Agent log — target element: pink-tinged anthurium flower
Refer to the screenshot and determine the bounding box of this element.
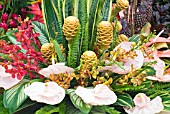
[144,37,170,47]
[75,84,117,105]
[124,93,164,114]
[0,65,21,90]
[146,55,170,82]
[24,82,65,105]
[99,42,144,74]
[38,63,74,78]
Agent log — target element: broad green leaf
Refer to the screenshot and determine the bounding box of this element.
[3,80,31,113]
[35,105,59,114]
[14,99,37,113]
[6,31,27,53]
[66,89,92,114]
[31,21,49,45]
[114,93,134,108]
[90,106,120,114]
[65,99,82,114]
[59,101,66,114]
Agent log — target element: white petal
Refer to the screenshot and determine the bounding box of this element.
[24,82,65,105]
[150,96,164,113]
[39,63,74,77]
[134,93,150,107]
[0,65,21,90]
[114,42,132,52]
[75,84,117,106]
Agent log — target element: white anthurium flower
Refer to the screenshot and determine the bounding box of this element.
[99,42,144,74]
[75,84,117,106]
[124,93,164,114]
[24,82,65,105]
[38,63,74,78]
[146,54,170,82]
[0,65,22,90]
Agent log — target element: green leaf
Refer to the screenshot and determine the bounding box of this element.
[3,79,31,113]
[88,0,99,49]
[31,21,49,45]
[35,105,59,114]
[0,95,9,114]
[129,34,140,43]
[90,106,120,114]
[66,89,92,114]
[14,99,37,113]
[42,0,64,44]
[65,98,82,114]
[59,101,66,114]
[112,80,152,92]
[114,93,134,108]
[6,31,27,53]
[52,39,66,62]
[67,26,81,68]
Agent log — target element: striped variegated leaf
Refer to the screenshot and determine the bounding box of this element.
[31,21,49,45]
[3,80,31,113]
[114,93,134,109]
[129,34,140,42]
[66,89,92,114]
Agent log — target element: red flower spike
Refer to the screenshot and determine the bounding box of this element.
[1,13,8,23]
[0,4,3,10]
[10,13,19,20]
[10,19,17,28]
[0,22,8,32]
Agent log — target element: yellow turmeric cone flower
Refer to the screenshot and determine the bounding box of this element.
[115,34,129,46]
[80,51,98,69]
[40,43,55,64]
[112,21,122,33]
[63,16,80,42]
[116,0,129,11]
[97,21,113,50]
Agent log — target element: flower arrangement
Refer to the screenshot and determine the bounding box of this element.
[0,0,170,114]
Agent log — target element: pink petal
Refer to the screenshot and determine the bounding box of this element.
[144,37,170,47]
[152,58,165,77]
[39,63,74,77]
[146,76,159,81]
[0,65,22,90]
[75,84,117,106]
[150,96,164,113]
[157,50,170,58]
[24,82,65,105]
[134,93,150,107]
